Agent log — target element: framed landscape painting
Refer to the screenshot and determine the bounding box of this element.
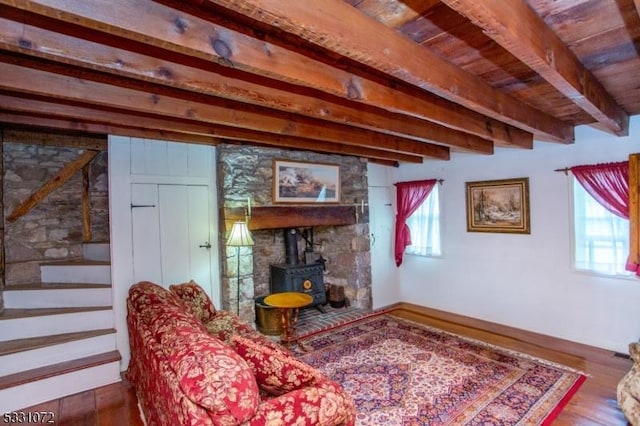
[465,177,530,234]
[273,159,340,204]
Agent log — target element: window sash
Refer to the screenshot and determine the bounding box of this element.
[406,185,441,256]
[573,178,630,275]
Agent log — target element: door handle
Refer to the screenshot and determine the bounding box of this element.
[370,233,376,247]
[199,242,212,249]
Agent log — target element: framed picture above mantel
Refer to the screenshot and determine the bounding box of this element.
[465,177,530,234]
[273,159,340,204]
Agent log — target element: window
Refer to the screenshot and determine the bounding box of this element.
[405,184,441,256]
[573,178,630,275]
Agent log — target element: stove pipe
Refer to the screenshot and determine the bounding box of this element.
[284,228,299,265]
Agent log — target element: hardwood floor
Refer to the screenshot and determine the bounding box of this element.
[22,303,633,425]
[21,378,144,426]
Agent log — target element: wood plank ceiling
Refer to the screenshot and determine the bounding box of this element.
[0,0,638,166]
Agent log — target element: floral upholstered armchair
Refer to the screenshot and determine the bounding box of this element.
[618,342,640,425]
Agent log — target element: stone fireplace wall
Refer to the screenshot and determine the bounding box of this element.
[217,144,371,322]
[2,135,109,287]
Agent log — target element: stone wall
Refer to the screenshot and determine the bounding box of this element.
[251,224,371,303]
[217,144,372,322]
[2,142,109,285]
[0,136,370,318]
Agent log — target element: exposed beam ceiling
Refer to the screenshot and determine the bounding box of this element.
[0,16,495,154]
[201,0,574,142]
[440,0,628,135]
[0,0,637,165]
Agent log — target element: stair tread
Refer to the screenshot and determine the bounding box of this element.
[0,306,112,320]
[0,350,121,390]
[40,260,110,266]
[0,329,116,356]
[5,283,111,290]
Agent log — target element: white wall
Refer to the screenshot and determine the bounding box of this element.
[392,116,640,353]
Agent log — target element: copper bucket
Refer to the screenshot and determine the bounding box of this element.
[255,296,283,336]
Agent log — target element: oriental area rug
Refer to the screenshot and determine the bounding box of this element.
[293,312,586,425]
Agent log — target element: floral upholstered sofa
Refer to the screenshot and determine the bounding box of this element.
[126,280,355,426]
[618,342,640,425]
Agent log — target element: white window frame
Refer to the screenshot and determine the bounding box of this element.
[405,184,443,258]
[570,176,632,278]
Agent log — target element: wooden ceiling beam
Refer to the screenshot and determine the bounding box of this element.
[0,16,495,153]
[0,111,222,145]
[197,0,574,142]
[0,110,417,165]
[0,96,424,164]
[0,95,226,144]
[0,126,107,150]
[220,138,410,166]
[0,59,448,160]
[0,94,231,139]
[441,0,629,136]
[0,0,532,148]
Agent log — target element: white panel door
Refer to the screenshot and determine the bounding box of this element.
[369,186,398,309]
[158,184,212,287]
[185,185,214,288]
[131,184,162,284]
[157,184,190,285]
[131,184,213,292]
[111,136,220,370]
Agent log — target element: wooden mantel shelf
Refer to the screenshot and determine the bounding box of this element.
[224,205,360,230]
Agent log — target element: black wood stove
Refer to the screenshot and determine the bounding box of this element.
[269,228,327,311]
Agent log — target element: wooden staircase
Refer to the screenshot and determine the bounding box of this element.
[0,242,121,413]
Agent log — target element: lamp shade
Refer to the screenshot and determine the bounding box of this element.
[226,221,254,246]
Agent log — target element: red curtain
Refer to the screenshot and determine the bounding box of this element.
[571,162,629,219]
[394,179,437,267]
[570,161,637,274]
